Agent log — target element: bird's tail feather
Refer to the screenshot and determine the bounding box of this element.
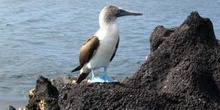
[76,72,90,84]
[71,65,82,72]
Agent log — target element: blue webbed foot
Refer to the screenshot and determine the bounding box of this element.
[100,73,115,82]
[88,69,105,83]
[100,67,116,82]
[88,68,116,83]
[101,67,115,82]
[88,76,105,83]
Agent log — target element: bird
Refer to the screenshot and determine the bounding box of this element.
[72,5,142,84]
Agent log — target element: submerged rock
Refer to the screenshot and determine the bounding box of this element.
[22,12,220,110]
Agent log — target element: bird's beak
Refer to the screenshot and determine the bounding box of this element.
[116,9,143,17]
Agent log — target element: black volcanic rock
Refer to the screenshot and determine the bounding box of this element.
[22,12,220,110]
[26,76,60,110]
[126,12,220,98]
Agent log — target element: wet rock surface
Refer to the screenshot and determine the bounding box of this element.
[16,12,220,110]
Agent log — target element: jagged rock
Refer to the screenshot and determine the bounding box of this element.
[26,76,60,110]
[24,12,220,110]
[125,11,220,108]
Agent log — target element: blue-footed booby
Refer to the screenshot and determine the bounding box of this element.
[72,5,142,84]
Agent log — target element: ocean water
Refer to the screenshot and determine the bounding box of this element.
[0,0,220,109]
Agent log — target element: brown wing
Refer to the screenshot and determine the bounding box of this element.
[79,36,99,65]
[71,36,99,72]
[110,36,120,61]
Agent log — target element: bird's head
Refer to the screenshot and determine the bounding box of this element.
[99,5,142,24]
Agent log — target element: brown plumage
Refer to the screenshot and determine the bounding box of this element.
[71,36,99,83]
[72,36,99,72]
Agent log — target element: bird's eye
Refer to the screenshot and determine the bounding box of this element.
[118,10,121,14]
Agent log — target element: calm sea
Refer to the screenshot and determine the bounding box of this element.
[0,0,220,109]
